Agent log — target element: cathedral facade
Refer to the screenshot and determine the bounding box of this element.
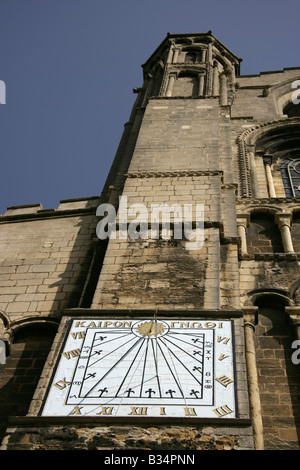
[0,32,300,450]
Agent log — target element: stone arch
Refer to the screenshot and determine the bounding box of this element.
[237,119,300,197]
[8,316,59,338]
[262,76,300,116]
[248,289,292,307]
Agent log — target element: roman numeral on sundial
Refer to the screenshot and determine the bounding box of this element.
[216,374,233,387]
[62,348,81,360]
[53,377,71,390]
[213,405,233,417]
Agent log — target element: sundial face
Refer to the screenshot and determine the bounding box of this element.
[40,318,237,419]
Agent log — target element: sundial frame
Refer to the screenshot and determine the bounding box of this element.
[40,317,238,420]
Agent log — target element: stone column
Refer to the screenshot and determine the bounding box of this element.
[172,48,180,64]
[275,213,294,254]
[198,73,205,96]
[229,66,235,90]
[220,73,228,105]
[237,214,250,255]
[264,158,276,197]
[243,308,264,450]
[249,151,260,198]
[207,41,213,64]
[212,64,219,96]
[166,41,174,64]
[166,74,176,97]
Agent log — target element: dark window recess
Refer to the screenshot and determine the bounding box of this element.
[291,212,300,252]
[246,213,283,254]
[185,52,197,63]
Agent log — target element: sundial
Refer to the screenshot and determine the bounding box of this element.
[40,318,237,419]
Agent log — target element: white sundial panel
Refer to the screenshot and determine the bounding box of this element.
[40,318,237,419]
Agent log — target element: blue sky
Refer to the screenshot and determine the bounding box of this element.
[0,0,300,214]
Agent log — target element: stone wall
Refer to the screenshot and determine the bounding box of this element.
[0,197,100,322]
[0,197,101,444]
[0,324,56,443]
[255,301,300,450]
[1,422,253,450]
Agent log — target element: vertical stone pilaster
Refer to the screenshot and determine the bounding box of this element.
[220,73,228,105]
[275,213,294,254]
[198,72,205,96]
[237,214,250,255]
[264,159,276,197]
[166,73,176,97]
[243,308,264,450]
[212,64,219,96]
[249,151,260,198]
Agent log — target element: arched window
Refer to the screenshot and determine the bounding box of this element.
[248,124,300,198]
[280,158,300,197]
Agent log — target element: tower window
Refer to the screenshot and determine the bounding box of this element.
[185,52,197,63]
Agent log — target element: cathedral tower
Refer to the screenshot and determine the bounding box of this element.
[1,32,300,451]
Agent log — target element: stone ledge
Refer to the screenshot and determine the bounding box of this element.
[61,308,245,318]
[125,170,223,178]
[239,252,300,261]
[8,415,252,427]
